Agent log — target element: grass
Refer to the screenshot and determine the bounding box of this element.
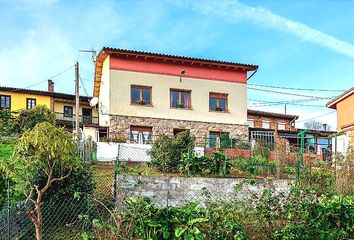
[0,140,15,160]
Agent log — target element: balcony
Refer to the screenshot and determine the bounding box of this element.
[55,112,99,125]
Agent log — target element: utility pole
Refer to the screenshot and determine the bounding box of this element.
[284,104,287,114]
[75,62,80,142]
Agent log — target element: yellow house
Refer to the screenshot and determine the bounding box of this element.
[326,87,354,151]
[0,81,103,141]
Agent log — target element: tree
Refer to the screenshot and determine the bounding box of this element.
[12,105,56,133]
[5,122,80,240]
[304,120,331,131]
[0,110,13,137]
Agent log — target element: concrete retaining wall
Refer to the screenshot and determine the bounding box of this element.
[117,175,291,206]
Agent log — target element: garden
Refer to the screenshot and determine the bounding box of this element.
[0,107,353,240]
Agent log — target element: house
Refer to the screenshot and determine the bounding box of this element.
[326,87,354,153]
[247,109,298,131]
[247,109,333,157]
[93,47,258,145]
[0,81,101,140]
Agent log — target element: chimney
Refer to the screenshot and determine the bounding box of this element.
[48,80,54,92]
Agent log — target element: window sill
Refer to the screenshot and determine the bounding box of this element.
[170,107,193,110]
[209,110,230,113]
[130,103,154,107]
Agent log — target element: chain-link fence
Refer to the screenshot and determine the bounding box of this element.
[0,135,352,239]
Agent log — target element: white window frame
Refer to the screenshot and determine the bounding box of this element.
[262,120,270,129]
[278,122,286,130]
[247,119,255,128]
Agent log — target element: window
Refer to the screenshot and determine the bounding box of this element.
[82,108,93,124]
[63,106,73,117]
[170,89,191,109]
[26,98,36,109]
[173,128,189,137]
[247,119,255,128]
[130,126,152,144]
[209,93,228,112]
[131,85,152,105]
[209,131,229,148]
[278,122,286,130]
[262,120,270,129]
[0,95,11,110]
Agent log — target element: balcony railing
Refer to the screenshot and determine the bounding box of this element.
[55,112,98,125]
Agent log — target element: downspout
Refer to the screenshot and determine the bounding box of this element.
[290,117,298,131]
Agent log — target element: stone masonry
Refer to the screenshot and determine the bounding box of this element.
[110,115,248,145]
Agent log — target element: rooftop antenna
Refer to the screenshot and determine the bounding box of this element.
[79,49,97,63]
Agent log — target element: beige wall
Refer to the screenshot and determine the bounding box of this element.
[336,95,354,131]
[53,100,98,117]
[83,126,98,141]
[108,70,247,125]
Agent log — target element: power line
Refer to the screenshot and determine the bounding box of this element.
[248,87,335,99]
[249,103,327,108]
[79,76,89,96]
[248,83,345,92]
[8,65,75,92]
[249,97,328,104]
[296,111,336,123]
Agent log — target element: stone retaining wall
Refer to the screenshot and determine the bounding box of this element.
[117,175,291,206]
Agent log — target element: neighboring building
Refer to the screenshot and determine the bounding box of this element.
[93,47,258,145]
[0,81,101,140]
[326,87,354,152]
[247,109,333,157]
[247,109,298,131]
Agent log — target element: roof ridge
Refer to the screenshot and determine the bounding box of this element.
[102,47,259,69]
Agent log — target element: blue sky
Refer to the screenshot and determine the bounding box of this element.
[1,0,354,129]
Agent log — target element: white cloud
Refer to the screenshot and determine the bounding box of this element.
[189,0,354,58]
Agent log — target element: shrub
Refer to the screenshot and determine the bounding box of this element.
[234,155,277,176]
[203,200,249,240]
[180,151,213,176]
[0,110,13,137]
[275,195,354,240]
[180,151,231,176]
[12,105,56,133]
[149,131,195,173]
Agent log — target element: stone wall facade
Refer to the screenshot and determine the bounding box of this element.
[117,175,291,206]
[110,115,248,145]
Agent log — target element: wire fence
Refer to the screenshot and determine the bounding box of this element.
[0,136,352,239]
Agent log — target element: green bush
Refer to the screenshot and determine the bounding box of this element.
[180,151,231,177]
[0,140,15,209]
[0,110,13,136]
[180,151,213,176]
[203,200,249,240]
[275,195,354,240]
[12,105,56,133]
[149,131,195,173]
[234,155,277,176]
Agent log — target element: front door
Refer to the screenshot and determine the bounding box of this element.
[82,108,92,124]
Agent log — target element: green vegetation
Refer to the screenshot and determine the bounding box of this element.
[0,110,13,136]
[78,184,353,240]
[11,105,56,134]
[149,131,195,172]
[3,122,80,240]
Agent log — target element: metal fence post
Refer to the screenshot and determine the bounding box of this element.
[7,171,10,240]
[113,144,120,202]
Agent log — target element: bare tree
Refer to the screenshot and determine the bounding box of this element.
[303,120,331,131]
